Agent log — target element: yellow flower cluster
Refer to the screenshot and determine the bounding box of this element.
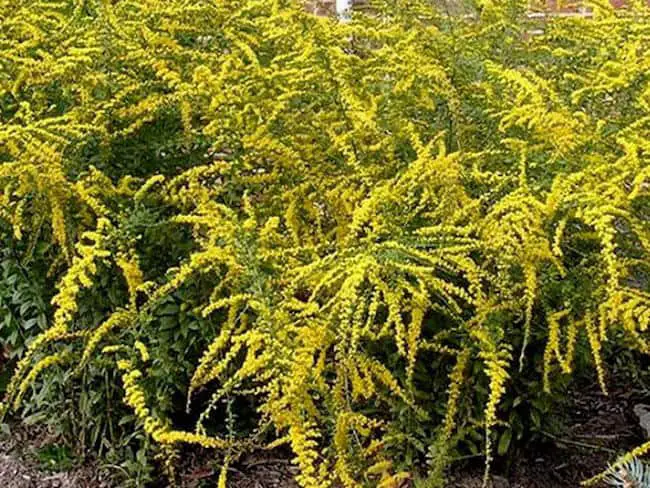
[117,359,230,450]
[116,254,144,309]
[13,351,73,410]
[428,348,471,481]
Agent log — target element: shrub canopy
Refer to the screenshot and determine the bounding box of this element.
[1,0,650,486]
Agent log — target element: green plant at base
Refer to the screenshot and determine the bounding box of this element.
[604,458,650,488]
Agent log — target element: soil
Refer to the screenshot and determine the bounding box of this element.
[0,377,646,488]
[0,424,301,488]
[0,424,110,488]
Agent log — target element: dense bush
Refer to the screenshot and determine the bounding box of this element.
[1,0,650,486]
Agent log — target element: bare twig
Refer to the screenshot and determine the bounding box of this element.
[540,430,617,454]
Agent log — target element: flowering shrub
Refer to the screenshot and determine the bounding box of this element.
[1,0,650,486]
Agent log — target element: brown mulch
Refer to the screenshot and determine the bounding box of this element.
[0,424,299,488]
[0,454,103,488]
[177,449,300,488]
[0,424,110,488]
[222,454,300,488]
[451,380,646,488]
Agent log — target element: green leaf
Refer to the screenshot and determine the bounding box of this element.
[497,429,512,456]
[159,303,179,316]
[24,317,38,329]
[531,409,541,430]
[19,301,33,316]
[159,316,176,331]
